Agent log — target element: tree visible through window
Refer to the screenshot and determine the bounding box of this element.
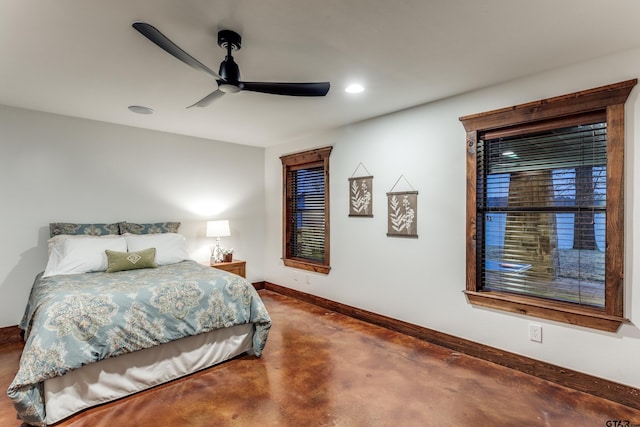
[280,147,332,274]
[460,80,636,331]
[481,123,606,307]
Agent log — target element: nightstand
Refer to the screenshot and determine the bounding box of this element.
[208,259,246,278]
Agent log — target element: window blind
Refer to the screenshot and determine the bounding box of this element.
[287,165,326,262]
[477,121,607,307]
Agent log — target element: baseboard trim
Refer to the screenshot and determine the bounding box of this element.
[0,326,22,344]
[260,281,640,410]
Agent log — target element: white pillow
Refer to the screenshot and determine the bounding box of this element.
[124,233,191,266]
[46,235,120,268]
[43,236,127,277]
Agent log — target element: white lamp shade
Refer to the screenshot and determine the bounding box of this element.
[206,220,230,237]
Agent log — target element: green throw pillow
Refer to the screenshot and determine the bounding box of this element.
[105,248,157,273]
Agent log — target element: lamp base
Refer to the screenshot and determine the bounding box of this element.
[211,239,224,264]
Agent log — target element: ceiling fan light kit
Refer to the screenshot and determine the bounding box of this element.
[219,84,242,94]
[132,22,330,107]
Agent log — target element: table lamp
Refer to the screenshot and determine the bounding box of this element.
[206,220,230,264]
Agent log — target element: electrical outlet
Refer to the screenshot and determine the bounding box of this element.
[529,324,542,343]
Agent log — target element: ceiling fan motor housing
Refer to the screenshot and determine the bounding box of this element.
[217,29,242,85]
[219,57,240,83]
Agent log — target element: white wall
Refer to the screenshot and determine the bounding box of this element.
[264,48,640,389]
[0,106,265,326]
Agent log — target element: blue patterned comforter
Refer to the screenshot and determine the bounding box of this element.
[7,261,271,426]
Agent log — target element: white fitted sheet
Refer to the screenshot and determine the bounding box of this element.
[44,323,253,425]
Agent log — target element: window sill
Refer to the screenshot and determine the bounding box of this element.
[464,290,627,332]
[283,258,330,275]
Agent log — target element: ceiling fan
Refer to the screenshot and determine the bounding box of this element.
[132,22,330,108]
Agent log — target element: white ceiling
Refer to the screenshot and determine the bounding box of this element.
[2,1,640,147]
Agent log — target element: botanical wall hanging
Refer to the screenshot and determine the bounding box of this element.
[348,163,373,217]
[387,175,418,238]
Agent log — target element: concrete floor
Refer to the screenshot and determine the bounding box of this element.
[1,290,639,426]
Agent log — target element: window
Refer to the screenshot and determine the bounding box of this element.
[460,80,636,331]
[280,146,332,274]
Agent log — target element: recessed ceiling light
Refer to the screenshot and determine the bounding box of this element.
[345,84,364,94]
[128,105,154,115]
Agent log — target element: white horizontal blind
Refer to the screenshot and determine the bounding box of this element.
[287,166,326,262]
[477,121,607,307]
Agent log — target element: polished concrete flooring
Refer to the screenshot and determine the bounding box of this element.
[1,290,639,426]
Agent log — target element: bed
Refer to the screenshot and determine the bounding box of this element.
[7,222,271,426]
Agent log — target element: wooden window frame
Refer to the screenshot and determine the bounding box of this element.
[280,146,332,274]
[460,80,636,332]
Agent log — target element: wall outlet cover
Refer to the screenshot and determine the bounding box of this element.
[529,324,542,343]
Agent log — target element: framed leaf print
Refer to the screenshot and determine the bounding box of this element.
[349,176,373,217]
[387,191,418,238]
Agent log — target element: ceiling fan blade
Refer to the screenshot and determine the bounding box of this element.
[241,82,330,97]
[132,22,221,80]
[186,89,225,108]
